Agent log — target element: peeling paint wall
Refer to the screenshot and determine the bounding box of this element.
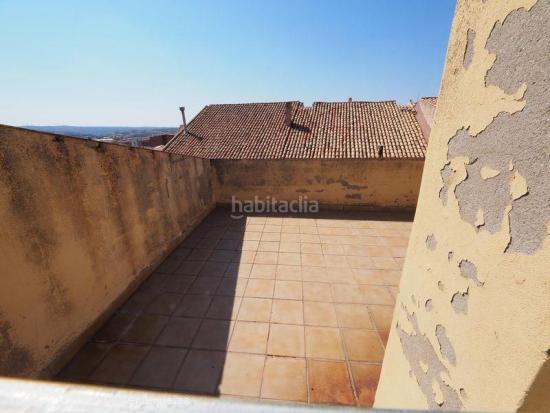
[213,159,424,209]
[0,125,215,377]
[375,0,550,411]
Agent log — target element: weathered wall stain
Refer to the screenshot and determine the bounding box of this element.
[451,289,469,314]
[458,259,484,286]
[442,1,550,254]
[0,125,215,377]
[213,159,424,209]
[0,318,33,375]
[463,29,476,69]
[426,234,437,250]
[397,308,462,410]
[435,325,457,365]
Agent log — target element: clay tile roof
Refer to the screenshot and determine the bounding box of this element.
[164,101,426,160]
[421,96,438,107]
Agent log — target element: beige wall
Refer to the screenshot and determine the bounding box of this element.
[0,125,215,377]
[213,159,423,210]
[375,0,550,411]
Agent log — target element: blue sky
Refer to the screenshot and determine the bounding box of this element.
[0,0,455,126]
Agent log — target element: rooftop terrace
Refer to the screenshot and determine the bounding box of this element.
[58,208,412,406]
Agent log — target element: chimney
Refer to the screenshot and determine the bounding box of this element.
[378,145,384,158]
[284,102,293,127]
[179,106,187,131]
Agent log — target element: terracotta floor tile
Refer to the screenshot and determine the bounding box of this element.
[371,257,400,270]
[305,326,345,360]
[264,225,282,233]
[121,315,168,344]
[279,242,300,253]
[162,275,195,293]
[199,261,229,277]
[216,239,240,251]
[378,330,390,347]
[360,285,395,305]
[173,349,225,394]
[304,301,338,327]
[258,241,280,252]
[244,279,275,298]
[276,265,302,281]
[174,294,213,318]
[368,305,394,330]
[281,225,300,234]
[350,362,382,407]
[352,269,401,286]
[261,232,281,242]
[156,317,201,347]
[240,240,260,251]
[391,246,408,258]
[277,252,301,266]
[331,284,366,304]
[303,282,332,302]
[300,225,318,235]
[187,248,214,261]
[325,267,354,283]
[254,251,278,265]
[90,344,149,385]
[246,224,265,232]
[229,321,269,354]
[324,255,349,268]
[94,313,134,342]
[219,353,265,397]
[383,237,409,247]
[334,303,373,329]
[209,249,236,263]
[234,250,257,264]
[206,296,242,320]
[301,243,322,254]
[307,359,355,405]
[216,277,248,296]
[280,233,301,242]
[118,291,155,316]
[342,329,384,362]
[238,297,272,322]
[301,266,329,282]
[274,280,303,300]
[250,264,277,279]
[261,356,307,402]
[267,324,305,357]
[59,342,111,379]
[300,234,321,243]
[301,254,325,266]
[225,262,252,278]
[346,255,374,269]
[130,347,187,388]
[189,277,222,295]
[193,319,234,351]
[271,299,304,325]
[321,244,345,255]
[146,293,183,315]
[177,260,206,275]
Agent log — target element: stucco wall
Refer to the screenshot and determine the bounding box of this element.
[213,159,423,209]
[375,0,549,411]
[414,100,436,142]
[0,125,215,377]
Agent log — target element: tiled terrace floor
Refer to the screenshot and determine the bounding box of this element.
[58,208,412,407]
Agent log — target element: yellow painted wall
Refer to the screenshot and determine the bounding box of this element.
[0,125,215,377]
[375,0,550,411]
[213,159,423,210]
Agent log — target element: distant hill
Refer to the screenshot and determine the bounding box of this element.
[22,125,178,140]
